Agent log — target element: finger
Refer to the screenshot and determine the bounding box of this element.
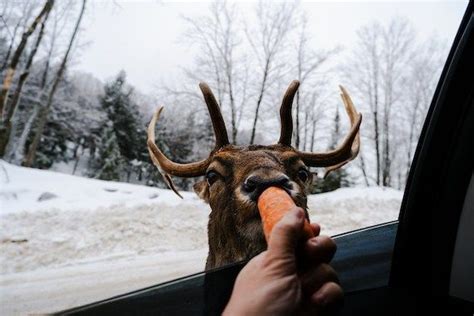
[267,207,305,261]
[301,263,339,295]
[309,222,321,237]
[311,281,344,308]
[303,235,337,265]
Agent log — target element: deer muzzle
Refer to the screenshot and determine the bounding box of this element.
[242,174,293,202]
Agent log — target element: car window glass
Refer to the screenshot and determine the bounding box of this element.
[0,1,467,314]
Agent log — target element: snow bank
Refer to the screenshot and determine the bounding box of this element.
[0,160,402,315]
[307,187,403,236]
[0,160,192,215]
[0,202,209,274]
[0,160,209,274]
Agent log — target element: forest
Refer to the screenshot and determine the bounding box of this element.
[0,0,448,192]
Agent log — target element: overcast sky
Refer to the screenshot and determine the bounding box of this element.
[74,0,468,95]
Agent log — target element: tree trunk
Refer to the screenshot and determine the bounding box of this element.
[23,0,86,167]
[371,69,381,186]
[373,108,381,185]
[295,90,300,149]
[0,0,54,118]
[303,110,308,151]
[382,72,393,187]
[405,99,420,181]
[310,118,316,152]
[226,67,238,144]
[382,117,391,186]
[249,59,270,145]
[0,19,21,72]
[72,143,81,175]
[0,10,50,157]
[359,154,370,186]
[126,166,131,182]
[369,42,381,186]
[9,105,38,163]
[40,37,55,89]
[9,33,55,163]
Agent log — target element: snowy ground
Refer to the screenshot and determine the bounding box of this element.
[0,161,403,315]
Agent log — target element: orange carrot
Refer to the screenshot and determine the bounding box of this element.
[257,186,314,243]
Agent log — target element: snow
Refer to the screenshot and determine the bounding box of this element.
[0,160,190,215]
[0,160,402,315]
[307,187,403,236]
[1,250,207,316]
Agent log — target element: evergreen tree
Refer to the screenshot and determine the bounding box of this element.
[31,120,70,169]
[94,123,124,181]
[311,170,351,194]
[98,71,146,181]
[101,71,142,161]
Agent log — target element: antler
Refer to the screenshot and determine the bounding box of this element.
[297,86,362,177]
[147,83,229,197]
[278,80,300,146]
[199,83,230,149]
[277,81,362,177]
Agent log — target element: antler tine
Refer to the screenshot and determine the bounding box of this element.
[278,80,300,146]
[147,106,211,198]
[199,82,230,149]
[297,85,362,177]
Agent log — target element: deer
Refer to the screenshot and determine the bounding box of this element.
[147,80,361,269]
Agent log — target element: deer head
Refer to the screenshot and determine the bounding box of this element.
[147,80,362,269]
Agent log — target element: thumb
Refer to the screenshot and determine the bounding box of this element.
[267,207,305,261]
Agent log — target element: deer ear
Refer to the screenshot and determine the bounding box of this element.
[193,180,210,203]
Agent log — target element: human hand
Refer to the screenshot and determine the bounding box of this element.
[223,207,343,315]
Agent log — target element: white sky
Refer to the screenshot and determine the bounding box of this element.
[74,0,469,94]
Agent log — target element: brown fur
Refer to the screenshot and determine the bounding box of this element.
[193,144,312,269]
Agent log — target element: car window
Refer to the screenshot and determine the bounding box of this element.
[0,1,468,314]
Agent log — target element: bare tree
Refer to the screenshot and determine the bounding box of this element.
[344,18,415,187]
[380,19,414,186]
[173,0,338,150]
[0,6,51,158]
[0,0,54,157]
[247,0,297,144]
[8,10,60,164]
[303,89,332,153]
[401,37,446,182]
[23,0,86,167]
[0,0,53,119]
[345,23,382,186]
[1,1,39,72]
[293,16,338,149]
[180,1,249,144]
[1,6,21,72]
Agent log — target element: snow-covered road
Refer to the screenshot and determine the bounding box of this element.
[1,250,206,315]
[0,161,403,315]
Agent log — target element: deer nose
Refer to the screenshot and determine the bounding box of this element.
[242,175,292,201]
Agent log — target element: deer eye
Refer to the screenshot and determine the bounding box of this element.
[206,170,220,186]
[297,168,309,182]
